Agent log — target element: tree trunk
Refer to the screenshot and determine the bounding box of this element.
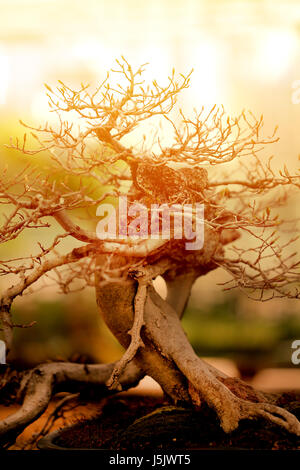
[95,255,300,436]
[95,266,190,403]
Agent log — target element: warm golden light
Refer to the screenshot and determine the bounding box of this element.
[254,28,297,81]
[0,2,300,450]
[0,0,298,175]
[0,46,9,105]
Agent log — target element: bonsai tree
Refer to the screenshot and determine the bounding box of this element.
[0,58,300,445]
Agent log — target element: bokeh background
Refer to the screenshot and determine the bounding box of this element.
[0,0,300,389]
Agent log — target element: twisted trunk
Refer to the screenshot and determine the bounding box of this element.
[1,254,299,445]
[95,256,300,436]
[95,274,190,403]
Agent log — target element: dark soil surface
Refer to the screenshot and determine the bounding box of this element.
[55,393,300,450]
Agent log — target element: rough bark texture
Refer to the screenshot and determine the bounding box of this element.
[1,252,299,447]
[95,255,300,437]
[95,274,190,403]
[0,361,143,446]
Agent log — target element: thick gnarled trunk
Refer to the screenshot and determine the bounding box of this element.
[95,257,300,436]
[0,257,299,446]
[95,273,190,403]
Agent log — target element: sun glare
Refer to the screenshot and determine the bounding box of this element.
[255,29,298,81]
[0,46,9,105]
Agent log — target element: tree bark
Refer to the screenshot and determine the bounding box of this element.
[95,258,300,436]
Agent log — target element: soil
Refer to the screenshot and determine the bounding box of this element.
[53,393,300,450]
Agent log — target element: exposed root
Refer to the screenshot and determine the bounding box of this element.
[188,382,202,407]
[217,376,271,403]
[144,284,300,436]
[0,360,143,445]
[237,400,300,436]
[20,392,80,450]
[185,367,300,435]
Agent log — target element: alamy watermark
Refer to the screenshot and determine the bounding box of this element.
[291,340,300,365]
[96,196,205,251]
